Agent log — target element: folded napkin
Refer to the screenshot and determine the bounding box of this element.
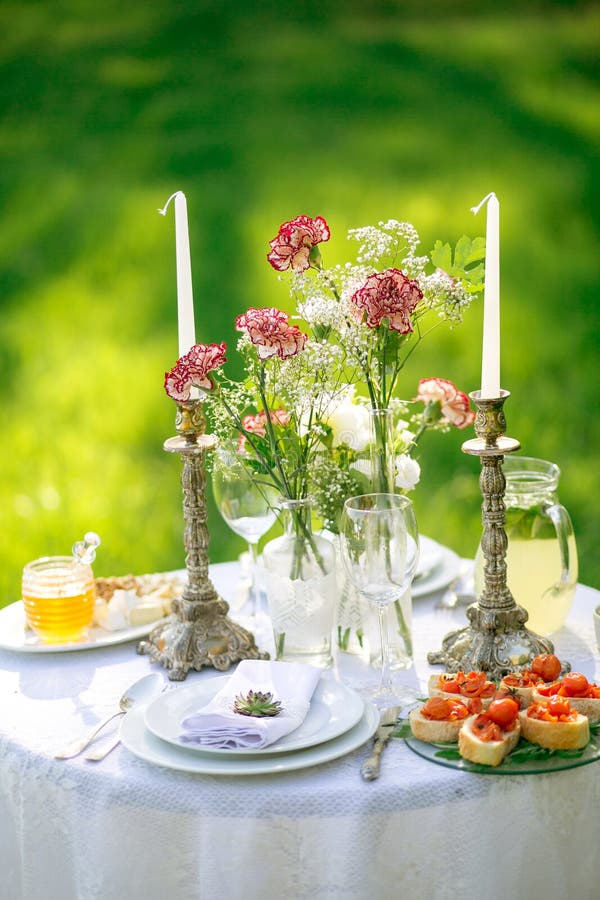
[179,659,321,750]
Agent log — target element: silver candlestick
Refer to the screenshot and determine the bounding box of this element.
[138,399,268,680]
[427,390,554,679]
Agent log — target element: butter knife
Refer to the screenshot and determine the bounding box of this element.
[360,705,400,781]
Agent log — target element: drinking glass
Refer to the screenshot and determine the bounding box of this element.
[212,452,277,618]
[341,493,419,707]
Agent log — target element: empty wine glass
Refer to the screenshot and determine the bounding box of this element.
[341,493,419,707]
[212,451,277,619]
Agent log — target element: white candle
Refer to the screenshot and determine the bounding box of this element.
[159,191,196,358]
[471,192,500,398]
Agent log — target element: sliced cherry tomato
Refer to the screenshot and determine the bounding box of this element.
[472,714,503,742]
[531,653,562,682]
[421,697,469,721]
[547,695,573,719]
[467,697,483,714]
[536,681,560,697]
[440,679,462,694]
[561,672,589,697]
[459,672,488,696]
[486,697,519,728]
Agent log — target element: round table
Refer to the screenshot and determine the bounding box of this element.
[1,563,599,900]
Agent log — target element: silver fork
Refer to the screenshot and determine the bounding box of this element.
[84,681,175,762]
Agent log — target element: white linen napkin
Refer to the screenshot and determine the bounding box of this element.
[179,659,322,750]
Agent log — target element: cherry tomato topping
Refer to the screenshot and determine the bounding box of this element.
[531,654,562,682]
[536,681,560,697]
[486,697,520,728]
[467,697,483,714]
[472,715,503,742]
[440,680,462,694]
[547,695,573,719]
[421,697,468,721]
[561,672,589,697]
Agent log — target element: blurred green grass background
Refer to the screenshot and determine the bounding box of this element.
[1,0,598,607]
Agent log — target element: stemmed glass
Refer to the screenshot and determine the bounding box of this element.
[340,493,419,708]
[212,451,277,620]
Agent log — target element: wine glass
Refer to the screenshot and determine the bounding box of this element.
[340,493,419,707]
[212,451,277,620]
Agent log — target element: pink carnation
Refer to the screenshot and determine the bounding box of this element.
[349,268,423,333]
[238,408,291,452]
[267,215,331,273]
[235,307,308,360]
[415,377,475,429]
[164,342,227,401]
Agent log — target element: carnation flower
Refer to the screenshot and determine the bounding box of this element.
[235,307,308,360]
[416,377,475,429]
[349,268,423,333]
[267,215,331,273]
[164,342,227,401]
[238,408,291,452]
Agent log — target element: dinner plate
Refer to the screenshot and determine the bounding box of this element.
[122,701,379,775]
[0,600,164,654]
[414,535,445,582]
[144,673,365,756]
[412,544,462,598]
[405,733,600,775]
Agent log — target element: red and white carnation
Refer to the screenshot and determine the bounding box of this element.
[416,377,475,429]
[349,268,423,333]
[164,342,227,401]
[235,307,308,360]
[267,215,331,273]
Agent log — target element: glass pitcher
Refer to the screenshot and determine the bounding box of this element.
[474,456,578,634]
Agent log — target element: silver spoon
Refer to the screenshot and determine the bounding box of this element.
[54,673,164,759]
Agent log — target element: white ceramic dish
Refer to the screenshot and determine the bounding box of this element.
[144,674,365,756]
[414,535,445,582]
[412,544,462,598]
[0,601,163,654]
[122,701,379,775]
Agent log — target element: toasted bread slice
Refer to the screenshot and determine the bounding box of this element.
[530,690,600,724]
[409,707,465,744]
[498,679,536,708]
[428,674,494,709]
[520,707,590,748]
[458,715,520,767]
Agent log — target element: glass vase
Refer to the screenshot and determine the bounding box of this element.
[369,407,396,493]
[263,498,336,667]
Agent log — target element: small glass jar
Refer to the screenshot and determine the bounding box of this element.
[22,556,96,643]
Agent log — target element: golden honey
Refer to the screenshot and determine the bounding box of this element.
[22,556,96,643]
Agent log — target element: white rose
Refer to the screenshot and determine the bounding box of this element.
[326,389,371,451]
[394,454,421,491]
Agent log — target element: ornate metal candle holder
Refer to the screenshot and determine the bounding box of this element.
[427,390,554,680]
[138,399,268,680]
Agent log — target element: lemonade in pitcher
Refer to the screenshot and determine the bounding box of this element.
[474,457,578,635]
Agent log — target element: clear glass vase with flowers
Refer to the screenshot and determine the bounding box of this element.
[267,214,484,664]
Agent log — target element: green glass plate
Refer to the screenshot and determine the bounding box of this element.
[403,733,600,775]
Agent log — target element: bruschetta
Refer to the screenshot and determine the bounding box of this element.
[519,696,590,750]
[409,696,475,743]
[428,670,496,708]
[499,653,563,708]
[457,697,521,767]
[532,672,600,724]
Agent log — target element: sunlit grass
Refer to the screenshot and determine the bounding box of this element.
[0,1,598,608]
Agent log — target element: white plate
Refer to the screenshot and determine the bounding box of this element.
[122,701,379,775]
[415,535,445,581]
[0,601,164,654]
[412,544,462,598]
[145,674,365,756]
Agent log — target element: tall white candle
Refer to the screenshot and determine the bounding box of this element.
[159,191,196,358]
[471,192,500,398]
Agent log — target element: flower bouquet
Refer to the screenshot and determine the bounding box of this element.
[164,213,483,665]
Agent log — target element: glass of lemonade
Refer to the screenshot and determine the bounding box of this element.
[22,556,96,643]
[474,456,578,635]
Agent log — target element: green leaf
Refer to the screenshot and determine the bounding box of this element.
[393,722,412,740]
[430,240,452,272]
[434,747,462,760]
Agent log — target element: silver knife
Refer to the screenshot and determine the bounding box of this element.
[360,705,400,781]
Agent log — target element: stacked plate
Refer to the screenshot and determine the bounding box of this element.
[412,535,462,598]
[121,674,379,775]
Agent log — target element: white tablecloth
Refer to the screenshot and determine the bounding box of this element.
[1,563,600,900]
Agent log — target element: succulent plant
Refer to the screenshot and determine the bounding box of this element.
[232,690,283,718]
